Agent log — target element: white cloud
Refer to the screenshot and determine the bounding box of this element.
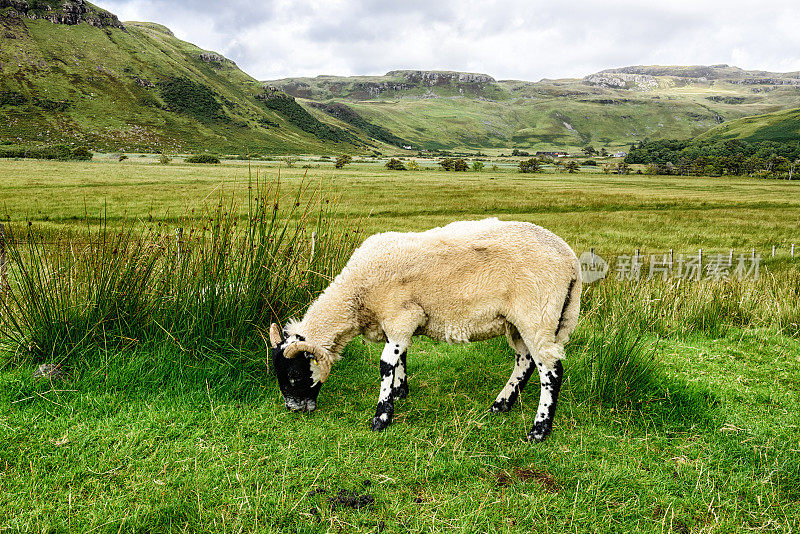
[93,0,800,80]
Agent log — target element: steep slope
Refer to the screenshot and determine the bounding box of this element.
[267,66,800,152]
[0,2,361,153]
[695,107,800,143]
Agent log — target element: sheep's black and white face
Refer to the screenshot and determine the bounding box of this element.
[272,343,322,412]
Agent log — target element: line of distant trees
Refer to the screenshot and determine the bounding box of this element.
[625,139,800,178]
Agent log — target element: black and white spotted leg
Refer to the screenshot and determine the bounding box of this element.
[527,360,564,442]
[392,348,409,400]
[490,348,535,413]
[371,339,408,431]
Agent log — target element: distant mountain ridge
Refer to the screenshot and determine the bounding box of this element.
[266,65,800,151]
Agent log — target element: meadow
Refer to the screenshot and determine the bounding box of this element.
[0,157,799,533]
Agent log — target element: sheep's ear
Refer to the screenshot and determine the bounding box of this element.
[315,354,332,384]
[269,323,283,348]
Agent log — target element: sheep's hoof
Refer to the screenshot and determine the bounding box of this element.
[490,398,513,413]
[526,421,552,443]
[392,384,409,400]
[371,414,392,431]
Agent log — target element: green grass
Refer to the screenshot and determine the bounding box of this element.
[1,158,799,532]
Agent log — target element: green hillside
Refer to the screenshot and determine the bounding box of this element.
[696,107,800,143]
[0,1,369,153]
[267,66,800,152]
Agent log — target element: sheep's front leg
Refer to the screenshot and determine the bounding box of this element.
[527,360,564,442]
[371,340,408,431]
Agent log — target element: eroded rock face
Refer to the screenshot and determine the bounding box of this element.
[198,52,235,66]
[1,0,125,29]
[583,73,659,90]
[735,78,800,86]
[351,81,414,97]
[386,70,496,85]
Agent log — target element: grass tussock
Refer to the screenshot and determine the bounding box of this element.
[566,312,717,429]
[0,174,360,365]
[560,273,800,425]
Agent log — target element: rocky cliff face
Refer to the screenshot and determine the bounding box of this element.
[386,70,496,85]
[198,52,235,67]
[583,72,659,90]
[593,65,800,86]
[0,0,125,29]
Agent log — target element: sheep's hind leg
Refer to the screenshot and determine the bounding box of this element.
[392,349,409,400]
[371,339,408,431]
[491,328,534,412]
[527,358,564,442]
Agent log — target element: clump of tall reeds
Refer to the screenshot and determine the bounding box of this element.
[579,273,800,340]
[0,174,360,364]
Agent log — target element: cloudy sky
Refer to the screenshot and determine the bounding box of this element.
[93,0,800,81]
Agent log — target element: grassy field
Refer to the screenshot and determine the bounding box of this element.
[1,156,799,252]
[1,158,799,533]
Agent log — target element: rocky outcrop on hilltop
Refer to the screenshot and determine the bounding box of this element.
[198,52,235,67]
[351,80,414,97]
[386,70,496,85]
[0,0,125,29]
[583,72,658,90]
[596,65,800,86]
[604,65,729,79]
[734,77,800,86]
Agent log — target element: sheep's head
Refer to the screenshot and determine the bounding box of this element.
[269,323,332,412]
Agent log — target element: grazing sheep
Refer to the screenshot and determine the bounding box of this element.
[270,218,581,442]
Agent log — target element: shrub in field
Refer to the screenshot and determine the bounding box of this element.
[70,147,92,161]
[518,158,540,173]
[185,154,221,164]
[437,158,468,171]
[472,161,484,172]
[159,154,172,165]
[334,155,352,169]
[0,176,360,364]
[386,158,406,170]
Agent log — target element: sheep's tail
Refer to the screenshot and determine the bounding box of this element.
[554,258,582,345]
